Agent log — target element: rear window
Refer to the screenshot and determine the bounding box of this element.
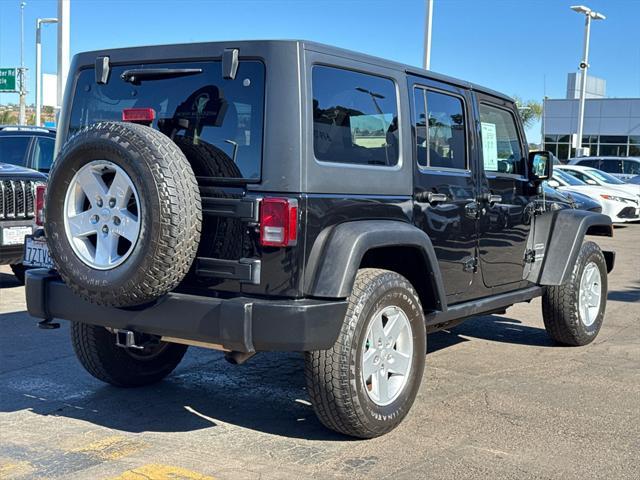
[68,61,265,180]
[0,136,30,167]
[312,66,399,167]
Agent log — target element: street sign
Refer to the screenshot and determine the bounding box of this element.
[0,68,18,92]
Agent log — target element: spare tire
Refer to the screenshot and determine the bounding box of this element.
[46,122,201,307]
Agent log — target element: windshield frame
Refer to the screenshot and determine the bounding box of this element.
[554,168,586,186]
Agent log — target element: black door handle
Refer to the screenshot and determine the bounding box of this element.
[416,192,448,204]
[481,193,502,205]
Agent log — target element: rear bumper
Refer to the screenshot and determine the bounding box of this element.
[25,269,347,352]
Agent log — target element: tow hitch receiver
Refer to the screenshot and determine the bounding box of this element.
[114,329,145,350]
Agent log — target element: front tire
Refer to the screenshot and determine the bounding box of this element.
[70,323,188,387]
[305,269,426,438]
[542,241,607,346]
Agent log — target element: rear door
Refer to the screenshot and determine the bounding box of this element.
[409,75,478,302]
[475,94,533,289]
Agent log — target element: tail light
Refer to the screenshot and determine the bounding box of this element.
[259,198,298,247]
[122,107,156,125]
[35,184,46,226]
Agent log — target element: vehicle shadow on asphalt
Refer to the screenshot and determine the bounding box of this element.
[607,281,640,303]
[1,310,559,441]
[0,272,20,288]
[428,315,555,353]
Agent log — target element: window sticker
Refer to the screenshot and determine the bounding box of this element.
[481,122,498,171]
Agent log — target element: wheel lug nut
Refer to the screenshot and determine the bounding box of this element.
[113,216,121,226]
[109,198,116,208]
[102,225,109,234]
[96,198,103,208]
[91,215,99,224]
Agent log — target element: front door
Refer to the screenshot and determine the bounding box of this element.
[409,77,478,302]
[475,94,533,288]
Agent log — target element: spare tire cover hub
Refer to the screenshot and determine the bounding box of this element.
[64,159,141,270]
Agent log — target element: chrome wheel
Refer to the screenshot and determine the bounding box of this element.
[64,160,141,270]
[361,305,413,406]
[578,261,602,327]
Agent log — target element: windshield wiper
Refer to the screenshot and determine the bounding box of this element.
[121,68,203,84]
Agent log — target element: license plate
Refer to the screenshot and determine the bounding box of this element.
[23,236,54,268]
[1,225,32,246]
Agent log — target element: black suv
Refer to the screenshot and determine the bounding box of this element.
[0,125,56,174]
[26,41,614,438]
[0,163,46,283]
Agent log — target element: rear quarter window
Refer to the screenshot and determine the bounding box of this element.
[312,65,399,167]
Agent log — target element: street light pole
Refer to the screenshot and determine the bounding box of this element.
[35,18,58,126]
[57,0,70,110]
[423,0,433,69]
[18,1,27,125]
[571,5,605,157]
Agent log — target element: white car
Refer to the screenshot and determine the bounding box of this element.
[548,169,640,223]
[557,165,640,200]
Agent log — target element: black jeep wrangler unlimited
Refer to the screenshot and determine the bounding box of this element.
[26,41,614,438]
[0,163,46,283]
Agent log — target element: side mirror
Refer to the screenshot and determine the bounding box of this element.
[547,179,560,188]
[528,151,553,183]
[586,179,597,185]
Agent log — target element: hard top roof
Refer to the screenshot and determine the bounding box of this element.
[73,39,514,103]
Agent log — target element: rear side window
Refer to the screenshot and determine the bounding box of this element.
[312,66,399,167]
[479,104,523,175]
[413,88,466,170]
[0,136,30,167]
[32,136,55,173]
[599,159,623,174]
[69,61,265,180]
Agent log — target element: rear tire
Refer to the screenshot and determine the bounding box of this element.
[305,269,426,438]
[70,323,188,387]
[542,241,607,346]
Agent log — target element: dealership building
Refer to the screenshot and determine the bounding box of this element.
[542,73,640,160]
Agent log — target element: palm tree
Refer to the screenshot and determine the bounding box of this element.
[513,96,543,128]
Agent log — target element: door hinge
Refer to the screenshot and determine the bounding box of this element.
[463,256,478,273]
[524,249,536,264]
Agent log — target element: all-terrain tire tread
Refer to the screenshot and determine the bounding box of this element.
[48,122,202,307]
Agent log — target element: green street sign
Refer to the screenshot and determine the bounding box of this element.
[0,68,18,92]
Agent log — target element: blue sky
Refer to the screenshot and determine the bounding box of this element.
[1,0,639,142]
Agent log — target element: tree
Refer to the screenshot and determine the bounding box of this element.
[513,96,543,128]
[0,110,17,125]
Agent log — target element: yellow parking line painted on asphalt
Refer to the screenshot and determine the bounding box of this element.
[109,464,216,480]
[70,435,146,461]
[0,459,35,479]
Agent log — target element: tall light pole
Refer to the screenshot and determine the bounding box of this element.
[57,0,70,110]
[423,0,433,69]
[18,1,27,125]
[570,5,605,157]
[35,18,58,126]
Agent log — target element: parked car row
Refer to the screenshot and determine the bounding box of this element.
[546,168,639,223]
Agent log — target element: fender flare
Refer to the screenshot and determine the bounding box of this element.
[532,209,613,286]
[304,220,447,310]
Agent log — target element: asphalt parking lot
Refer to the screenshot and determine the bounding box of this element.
[0,226,638,480]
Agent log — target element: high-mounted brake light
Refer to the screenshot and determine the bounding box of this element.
[259,198,298,247]
[122,107,156,124]
[35,184,46,226]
